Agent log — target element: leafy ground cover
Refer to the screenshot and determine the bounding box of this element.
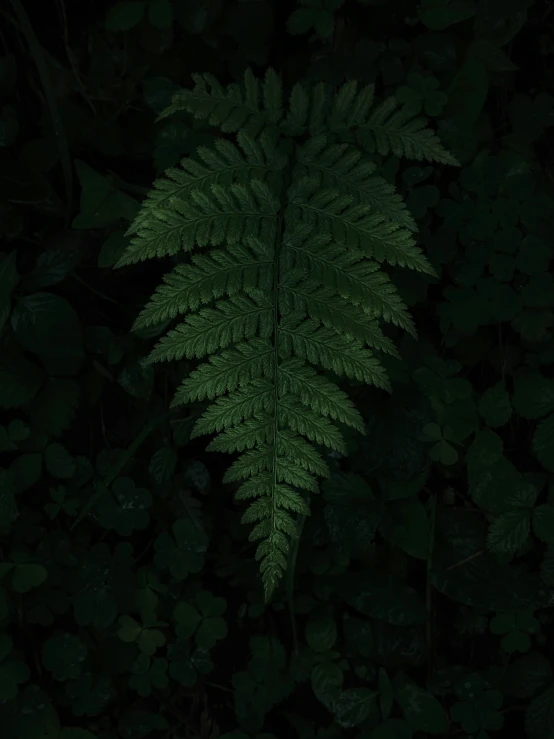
[1,1,554,738]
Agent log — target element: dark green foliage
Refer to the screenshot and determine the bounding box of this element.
[1,1,554,738]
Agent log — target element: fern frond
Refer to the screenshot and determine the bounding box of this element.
[327,80,376,130]
[279,317,391,391]
[287,176,435,274]
[159,68,283,137]
[278,398,346,454]
[191,379,274,436]
[116,179,280,267]
[281,276,399,357]
[296,134,416,231]
[279,358,364,432]
[119,67,458,600]
[131,131,286,238]
[206,416,274,453]
[172,338,274,405]
[133,236,274,330]
[281,227,416,337]
[147,290,273,363]
[358,97,459,165]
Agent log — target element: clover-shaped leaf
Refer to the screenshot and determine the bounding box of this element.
[478,383,512,428]
[118,614,166,656]
[0,633,30,700]
[128,654,168,697]
[153,518,208,580]
[0,557,48,594]
[396,73,448,116]
[95,476,152,536]
[490,611,540,653]
[287,0,339,39]
[168,641,213,686]
[421,423,458,465]
[72,543,137,628]
[44,442,76,479]
[174,590,227,649]
[42,633,88,681]
[305,606,337,653]
[13,685,60,739]
[45,485,79,519]
[65,672,115,717]
[450,673,504,734]
[394,675,449,734]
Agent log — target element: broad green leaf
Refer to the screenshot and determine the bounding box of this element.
[0,633,30,700]
[478,382,512,428]
[98,230,129,269]
[446,58,488,124]
[25,248,81,290]
[29,378,80,437]
[305,606,337,653]
[533,504,554,545]
[10,453,42,492]
[487,509,531,554]
[311,661,343,709]
[533,414,554,473]
[370,719,412,739]
[525,685,554,739]
[12,563,48,593]
[11,292,84,364]
[512,371,554,419]
[394,675,448,734]
[149,447,177,486]
[176,0,222,34]
[72,161,139,229]
[468,38,518,72]
[340,573,427,626]
[0,350,43,409]
[382,499,430,560]
[378,667,394,720]
[333,688,377,728]
[60,729,97,739]
[118,710,169,739]
[419,0,476,30]
[147,0,173,28]
[118,360,154,400]
[105,1,147,31]
[44,443,76,479]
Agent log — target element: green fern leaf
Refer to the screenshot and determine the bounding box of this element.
[147,290,273,363]
[118,67,457,599]
[159,68,283,137]
[287,176,435,274]
[358,97,459,165]
[117,180,280,266]
[296,134,417,230]
[133,236,274,329]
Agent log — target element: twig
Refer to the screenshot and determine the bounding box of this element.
[446,548,485,571]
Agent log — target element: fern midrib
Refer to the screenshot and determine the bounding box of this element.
[266,139,295,597]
